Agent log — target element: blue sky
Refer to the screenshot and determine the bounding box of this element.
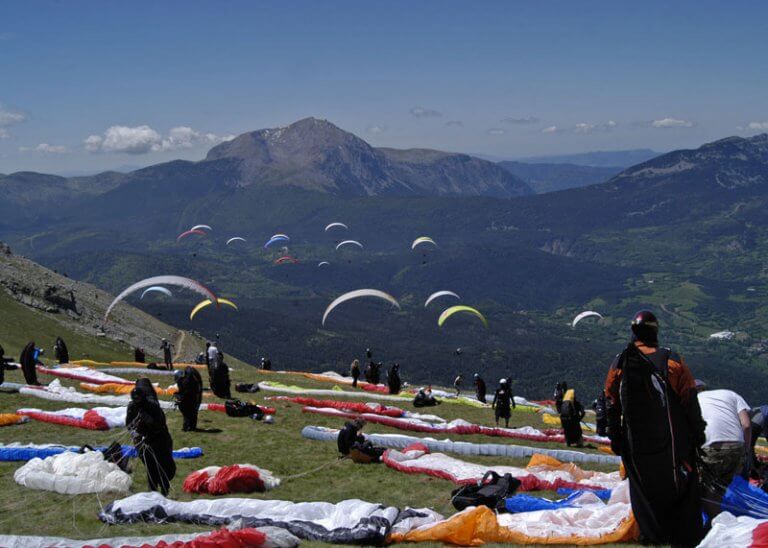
[1,0,766,174]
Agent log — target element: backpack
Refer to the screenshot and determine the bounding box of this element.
[451,471,521,511]
[225,399,263,419]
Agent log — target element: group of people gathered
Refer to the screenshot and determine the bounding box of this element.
[349,349,402,395]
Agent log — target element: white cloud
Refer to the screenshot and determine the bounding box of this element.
[501,116,539,125]
[487,128,505,135]
[574,123,595,134]
[410,107,442,118]
[745,121,768,130]
[19,143,68,153]
[85,125,235,154]
[366,125,385,134]
[0,105,25,138]
[0,128,9,139]
[445,120,463,127]
[542,125,559,134]
[651,117,694,128]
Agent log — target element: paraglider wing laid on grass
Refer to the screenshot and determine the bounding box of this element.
[572,310,604,328]
[424,290,461,308]
[189,298,238,320]
[140,286,172,300]
[321,289,400,326]
[438,305,488,328]
[105,275,218,322]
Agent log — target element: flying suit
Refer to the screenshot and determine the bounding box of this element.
[126,378,176,495]
[605,341,706,546]
[175,366,203,431]
[19,341,40,385]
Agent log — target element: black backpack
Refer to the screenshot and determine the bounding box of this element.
[225,399,264,419]
[451,471,521,511]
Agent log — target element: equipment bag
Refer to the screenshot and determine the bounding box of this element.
[451,471,521,511]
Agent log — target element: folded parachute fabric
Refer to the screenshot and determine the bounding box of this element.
[20,379,175,409]
[17,406,126,430]
[100,491,442,544]
[0,527,300,548]
[259,369,389,393]
[0,414,28,427]
[0,442,202,462]
[271,396,406,417]
[80,381,178,397]
[303,406,609,446]
[390,481,637,545]
[302,425,621,465]
[0,382,24,393]
[383,444,622,492]
[100,367,178,376]
[37,366,133,385]
[14,450,132,495]
[699,512,768,547]
[183,464,281,495]
[504,491,605,513]
[258,381,413,402]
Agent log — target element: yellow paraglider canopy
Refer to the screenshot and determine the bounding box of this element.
[189,298,238,320]
[438,305,488,328]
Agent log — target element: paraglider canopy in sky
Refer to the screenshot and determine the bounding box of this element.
[318,261,330,267]
[275,256,299,265]
[572,311,603,328]
[325,222,348,232]
[189,298,238,320]
[412,236,437,250]
[424,291,460,308]
[190,224,212,232]
[264,235,290,249]
[335,240,363,251]
[438,305,488,328]
[177,229,206,242]
[140,286,172,300]
[226,237,246,246]
[322,289,400,326]
[105,276,218,322]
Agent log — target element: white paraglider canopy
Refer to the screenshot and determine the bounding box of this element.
[572,311,603,328]
[424,290,460,308]
[322,289,400,325]
[190,224,212,232]
[325,222,348,232]
[140,286,172,300]
[226,237,246,245]
[105,276,218,322]
[335,240,364,251]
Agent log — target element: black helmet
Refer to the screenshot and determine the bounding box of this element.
[631,310,659,344]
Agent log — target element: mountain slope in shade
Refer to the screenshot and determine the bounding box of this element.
[498,161,622,193]
[205,117,532,197]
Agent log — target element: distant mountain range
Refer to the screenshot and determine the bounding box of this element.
[497,161,622,193]
[518,149,660,168]
[2,121,768,399]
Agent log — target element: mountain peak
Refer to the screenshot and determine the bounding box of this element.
[203,118,531,197]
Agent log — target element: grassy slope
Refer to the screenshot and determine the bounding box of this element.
[0,345,624,545]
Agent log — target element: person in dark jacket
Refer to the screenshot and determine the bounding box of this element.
[371,362,382,385]
[604,310,707,546]
[350,359,360,388]
[134,347,146,363]
[160,338,173,370]
[19,341,42,386]
[210,352,231,399]
[492,378,515,427]
[175,367,203,431]
[554,382,567,414]
[53,337,69,364]
[414,386,440,407]
[126,378,176,495]
[473,373,487,404]
[387,363,402,394]
[593,389,608,437]
[338,419,366,455]
[0,343,7,385]
[261,357,272,371]
[560,389,585,447]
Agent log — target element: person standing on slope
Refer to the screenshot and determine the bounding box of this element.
[350,359,360,388]
[593,389,608,437]
[454,374,463,397]
[19,341,42,386]
[175,366,203,432]
[160,338,173,370]
[473,373,487,404]
[492,378,515,427]
[53,336,69,364]
[560,388,585,447]
[605,310,706,546]
[387,363,402,394]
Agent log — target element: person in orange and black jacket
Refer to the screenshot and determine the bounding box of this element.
[604,310,707,547]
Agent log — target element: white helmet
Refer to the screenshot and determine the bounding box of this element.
[264,415,274,424]
[499,378,507,384]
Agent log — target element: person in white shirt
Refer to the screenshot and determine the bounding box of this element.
[697,387,751,517]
